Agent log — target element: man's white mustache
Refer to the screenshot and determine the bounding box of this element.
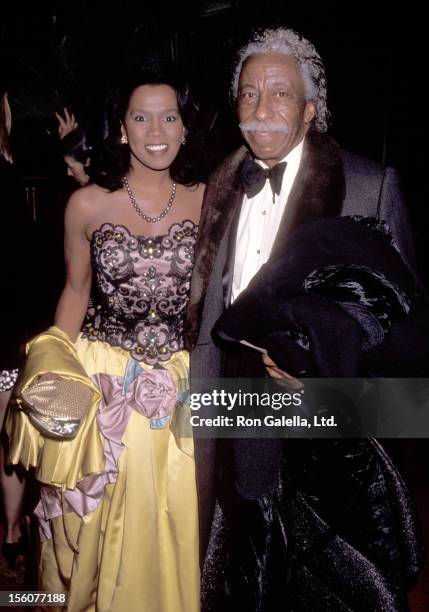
[239,121,289,134]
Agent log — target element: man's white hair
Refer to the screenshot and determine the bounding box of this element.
[231,28,329,133]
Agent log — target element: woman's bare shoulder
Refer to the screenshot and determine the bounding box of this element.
[67,183,110,210]
[65,184,114,234]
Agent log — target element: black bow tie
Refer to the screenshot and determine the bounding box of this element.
[240,159,287,201]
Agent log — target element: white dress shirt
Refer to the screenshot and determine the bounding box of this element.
[231,139,304,303]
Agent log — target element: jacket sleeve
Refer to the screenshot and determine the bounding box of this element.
[377,167,416,272]
[341,151,416,273]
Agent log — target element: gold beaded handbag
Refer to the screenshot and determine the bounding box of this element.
[21,378,94,440]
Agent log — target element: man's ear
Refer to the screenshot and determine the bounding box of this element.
[304,101,316,124]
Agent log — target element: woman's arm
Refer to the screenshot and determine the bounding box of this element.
[54,190,92,341]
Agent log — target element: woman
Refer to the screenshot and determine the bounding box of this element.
[6,60,204,611]
[56,107,92,186]
[0,84,29,569]
[60,126,92,186]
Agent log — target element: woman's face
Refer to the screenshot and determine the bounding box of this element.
[64,155,90,186]
[121,84,185,173]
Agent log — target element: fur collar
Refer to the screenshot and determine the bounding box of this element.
[185,131,345,348]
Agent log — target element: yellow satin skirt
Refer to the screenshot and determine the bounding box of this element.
[9,335,200,612]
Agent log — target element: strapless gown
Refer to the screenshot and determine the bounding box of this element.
[10,221,200,612]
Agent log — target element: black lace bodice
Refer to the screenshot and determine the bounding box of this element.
[82,220,198,365]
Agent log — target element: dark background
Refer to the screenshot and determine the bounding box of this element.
[1,0,428,296]
[1,2,429,606]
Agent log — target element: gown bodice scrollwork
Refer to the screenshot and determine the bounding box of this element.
[82,220,198,365]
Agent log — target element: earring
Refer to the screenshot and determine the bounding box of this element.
[121,135,128,145]
[181,136,186,146]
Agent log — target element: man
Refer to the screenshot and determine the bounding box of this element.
[186,28,422,611]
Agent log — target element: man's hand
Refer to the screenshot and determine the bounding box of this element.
[56,107,78,140]
[262,353,303,389]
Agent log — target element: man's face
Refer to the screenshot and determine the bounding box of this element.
[237,53,315,166]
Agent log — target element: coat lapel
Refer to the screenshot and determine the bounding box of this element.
[271,131,345,258]
[185,146,248,348]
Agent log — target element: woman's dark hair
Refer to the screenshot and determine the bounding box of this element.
[94,59,205,191]
[61,127,92,164]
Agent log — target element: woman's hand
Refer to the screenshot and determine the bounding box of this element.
[56,107,78,140]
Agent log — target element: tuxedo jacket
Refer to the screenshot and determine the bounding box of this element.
[186,132,415,360]
[184,132,421,603]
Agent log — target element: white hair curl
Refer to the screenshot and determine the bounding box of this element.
[231,28,329,133]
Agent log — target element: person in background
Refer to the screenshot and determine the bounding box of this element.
[56,108,92,186]
[60,126,92,186]
[0,82,29,570]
